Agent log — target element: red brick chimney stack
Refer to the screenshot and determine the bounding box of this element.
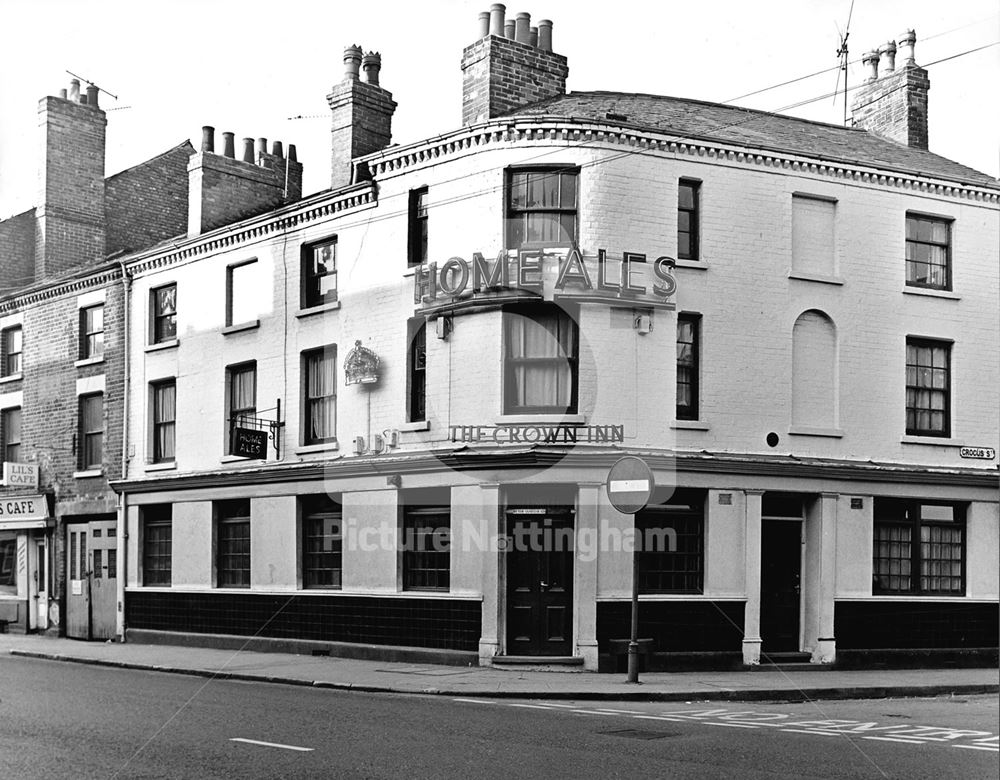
[461,6,569,125]
[851,29,930,150]
[35,79,108,280]
[327,44,397,189]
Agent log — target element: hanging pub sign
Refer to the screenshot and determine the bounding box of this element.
[231,427,268,459]
[414,247,677,314]
[1,463,38,489]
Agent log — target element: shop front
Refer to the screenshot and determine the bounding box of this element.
[0,493,54,633]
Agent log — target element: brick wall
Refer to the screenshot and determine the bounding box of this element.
[106,142,195,255]
[0,209,36,294]
[327,80,397,188]
[851,65,930,150]
[35,96,107,280]
[461,36,568,125]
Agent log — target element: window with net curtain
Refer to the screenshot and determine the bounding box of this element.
[905,214,951,290]
[152,380,176,463]
[304,347,336,444]
[78,393,103,470]
[227,363,257,454]
[504,306,578,414]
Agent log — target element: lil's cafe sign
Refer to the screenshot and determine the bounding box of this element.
[414,247,677,309]
[1,462,39,489]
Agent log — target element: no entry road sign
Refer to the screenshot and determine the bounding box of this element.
[606,456,655,514]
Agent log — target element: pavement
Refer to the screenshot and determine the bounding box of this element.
[2,633,997,703]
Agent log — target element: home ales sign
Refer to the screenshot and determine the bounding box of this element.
[414,247,677,312]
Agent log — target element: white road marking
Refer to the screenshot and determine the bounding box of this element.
[781,729,844,737]
[230,738,313,752]
[593,708,642,714]
[702,722,758,729]
[634,715,686,722]
[507,703,558,710]
[572,709,613,715]
[863,737,927,744]
[954,745,1000,752]
[452,698,496,704]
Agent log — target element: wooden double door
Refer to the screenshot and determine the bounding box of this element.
[505,509,574,657]
[66,516,118,640]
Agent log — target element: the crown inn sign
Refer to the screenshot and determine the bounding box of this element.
[414,247,677,313]
[449,424,624,444]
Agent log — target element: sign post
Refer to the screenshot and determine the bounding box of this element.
[606,456,655,683]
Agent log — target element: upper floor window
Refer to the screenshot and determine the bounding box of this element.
[408,187,429,267]
[302,494,342,589]
[676,314,700,420]
[407,320,426,423]
[303,347,336,444]
[906,214,951,290]
[873,499,965,595]
[506,168,578,249]
[302,237,337,308]
[80,305,105,360]
[78,393,104,470]
[142,505,172,587]
[906,338,950,437]
[227,260,261,326]
[1,326,22,377]
[1,407,20,462]
[226,363,257,455]
[503,305,578,414]
[151,379,176,463]
[677,179,700,261]
[151,284,177,344]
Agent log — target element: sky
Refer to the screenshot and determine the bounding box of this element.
[0,0,997,218]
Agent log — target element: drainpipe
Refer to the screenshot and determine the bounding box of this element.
[116,260,132,642]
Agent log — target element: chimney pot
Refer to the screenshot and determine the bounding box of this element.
[478,11,490,39]
[242,137,255,163]
[362,51,382,86]
[80,93,88,105]
[288,143,298,163]
[59,88,67,99]
[69,79,80,101]
[862,50,879,82]
[504,19,515,38]
[489,4,506,36]
[201,126,216,153]
[271,140,284,158]
[85,84,99,108]
[878,40,896,74]
[343,45,363,80]
[257,137,268,157]
[515,12,531,44]
[537,19,553,51]
[529,26,538,47]
[897,29,916,66]
[223,132,235,158]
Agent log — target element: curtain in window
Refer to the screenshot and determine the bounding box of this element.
[508,314,572,409]
[2,408,21,461]
[231,368,256,420]
[307,352,336,441]
[81,395,103,468]
[155,384,176,460]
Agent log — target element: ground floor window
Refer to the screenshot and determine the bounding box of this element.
[635,490,705,594]
[143,505,172,586]
[302,494,342,589]
[402,489,451,591]
[216,500,250,588]
[0,532,15,594]
[873,499,965,595]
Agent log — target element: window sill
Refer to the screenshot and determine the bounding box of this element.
[220,454,265,464]
[398,420,430,432]
[296,300,340,319]
[145,339,179,353]
[144,461,177,472]
[73,469,103,479]
[74,355,105,368]
[494,413,586,425]
[673,259,707,271]
[903,286,960,301]
[222,319,260,335]
[789,426,844,438]
[295,441,339,455]
[901,435,959,447]
[0,373,23,385]
[788,272,845,286]
[671,419,710,430]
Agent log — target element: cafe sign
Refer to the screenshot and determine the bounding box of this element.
[0,494,49,521]
[414,247,676,313]
[1,463,38,489]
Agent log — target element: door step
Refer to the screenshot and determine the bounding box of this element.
[753,653,833,672]
[491,655,585,672]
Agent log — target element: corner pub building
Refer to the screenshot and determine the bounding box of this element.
[113,10,998,671]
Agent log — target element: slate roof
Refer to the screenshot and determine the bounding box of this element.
[516,91,999,189]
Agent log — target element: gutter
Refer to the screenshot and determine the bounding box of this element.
[116,259,132,642]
